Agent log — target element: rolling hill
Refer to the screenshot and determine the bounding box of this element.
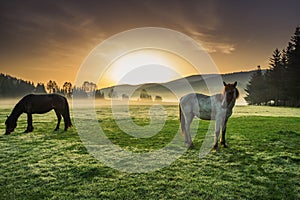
[99,70,256,105]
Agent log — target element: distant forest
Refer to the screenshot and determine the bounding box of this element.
[0,74,104,99]
[0,74,44,98]
[245,27,300,107]
[0,74,162,102]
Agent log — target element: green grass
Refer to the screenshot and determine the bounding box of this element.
[0,105,299,199]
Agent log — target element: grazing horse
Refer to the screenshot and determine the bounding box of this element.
[5,94,72,135]
[179,81,239,150]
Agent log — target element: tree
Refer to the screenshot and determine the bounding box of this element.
[35,83,47,94]
[72,86,88,98]
[286,26,300,106]
[247,27,300,107]
[82,81,96,93]
[46,80,59,93]
[266,48,287,105]
[139,89,152,101]
[154,95,163,102]
[108,88,118,99]
[62,82,72,97]
[95,89,105,99]
[245,66,267,105]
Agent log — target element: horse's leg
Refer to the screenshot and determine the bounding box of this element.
[220,119,228,148]
[62,112,68,131]
[214,119,221,151]
[185,114,194,148]
[25,113,34,133]
[54,109,61,131]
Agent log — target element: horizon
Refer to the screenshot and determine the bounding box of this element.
[1,69,255,89]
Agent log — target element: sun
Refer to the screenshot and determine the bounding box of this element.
[98,48,198,88]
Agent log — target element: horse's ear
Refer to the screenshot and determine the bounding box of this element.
[233,81,237,87]
[223,81,227,86]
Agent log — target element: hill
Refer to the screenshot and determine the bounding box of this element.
[100,70,257,105]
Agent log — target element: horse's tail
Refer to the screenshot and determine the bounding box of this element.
[179,103,185,137]
[64,97,72,128]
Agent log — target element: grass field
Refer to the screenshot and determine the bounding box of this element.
[0,104,299,199]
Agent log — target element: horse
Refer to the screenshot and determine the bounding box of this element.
[179,81,239,150]
[5,94,72,135]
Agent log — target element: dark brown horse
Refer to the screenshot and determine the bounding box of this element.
[5,94,72,134]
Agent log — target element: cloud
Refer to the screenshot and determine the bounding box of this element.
[201,40,236,54]
[1,0,300,79]
[182,26,236,54]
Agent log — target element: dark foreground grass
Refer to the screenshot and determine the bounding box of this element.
[0,107,299,199]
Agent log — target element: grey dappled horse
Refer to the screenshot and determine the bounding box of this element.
[179,81,239,150]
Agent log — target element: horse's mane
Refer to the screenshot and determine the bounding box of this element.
[11,98,25,117]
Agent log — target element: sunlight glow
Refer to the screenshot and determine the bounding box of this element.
[98,49,198,88]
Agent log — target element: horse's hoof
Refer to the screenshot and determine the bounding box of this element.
[4,132,10,135]
[185,142,194,149]
[54,128,59,131]
[221,142,228,148]
[189,143,195,149]
[213,144,219,152]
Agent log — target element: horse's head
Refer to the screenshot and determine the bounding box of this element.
[222,81,239,108]
[5,115,17,135]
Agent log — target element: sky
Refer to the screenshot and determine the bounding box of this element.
[0,0,299,88]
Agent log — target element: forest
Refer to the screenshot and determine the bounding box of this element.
[0,75,104,99]
[245,27,300,107]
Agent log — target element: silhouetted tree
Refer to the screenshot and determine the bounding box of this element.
[246,26,300,107]
[286,27,300,106]
[266,49,287,105]
[72,86,88,98]
[108,88,118,99]
[140,89,152,101]
[245,66,267,105]
[35,83,47,94]
[62,82,72,97]
[82,81,96,93]
[95,89,105,99]
[46,80,59,93]
[154,95,163,102]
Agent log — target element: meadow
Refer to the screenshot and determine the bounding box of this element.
[0,103,299,199]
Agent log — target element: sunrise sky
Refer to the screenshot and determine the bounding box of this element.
[1,0,299,88]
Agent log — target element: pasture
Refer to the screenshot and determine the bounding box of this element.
[0,104,299,199]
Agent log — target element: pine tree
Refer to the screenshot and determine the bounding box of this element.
[267,48,287,105]
[286,26,300,106]
[245,66,267,105]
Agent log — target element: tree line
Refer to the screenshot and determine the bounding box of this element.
[0,75,163,101]
[0,75,104,99]
[245,27,300,107]
[0,74,46,98]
